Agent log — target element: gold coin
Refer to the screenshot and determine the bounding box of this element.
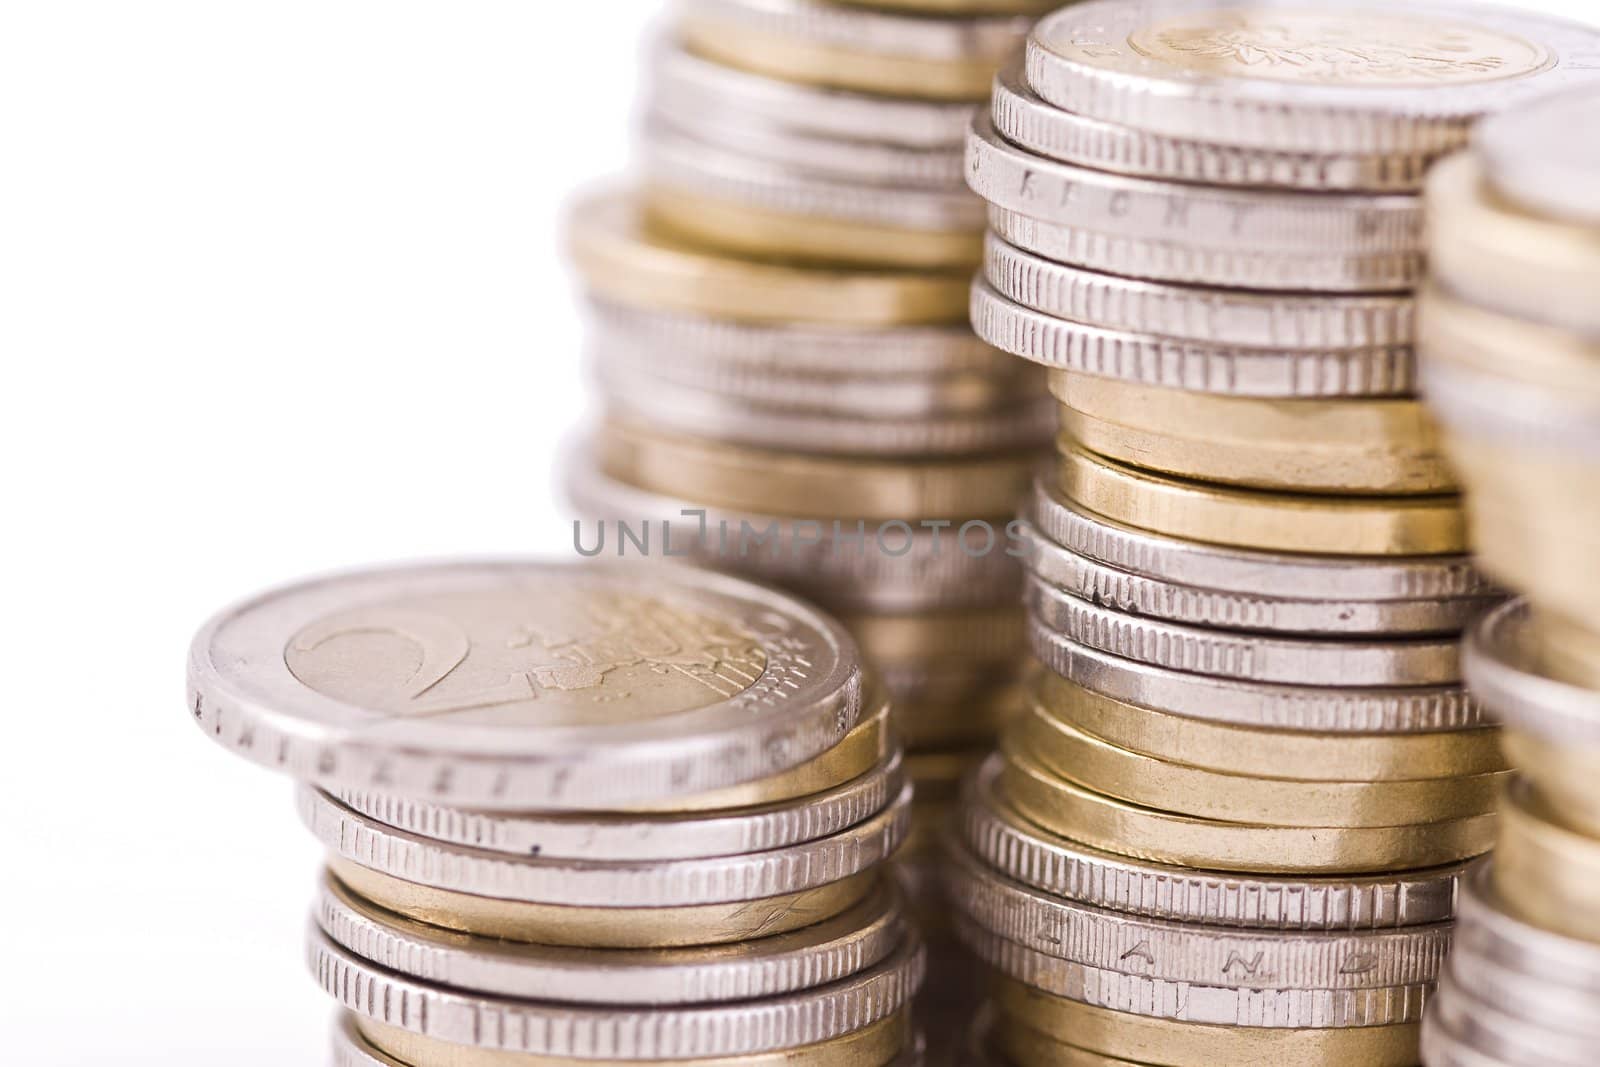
[992,979,1422,1067]
[1502,729,1600,839]
[680,22,1000,101]
[618,696,893,814]
[356,1011,913,1067]
[330,859,879,948]
[995,1022,1143,1067]
[599,417,1034,521]
[1427,154,1599,339]
[566,188,970,326]
[1057,445,1468,556]
[1494,776,1600,943]
[1050,373,1455,495]
[843,608,1025,665]
[1009,708,1502,829]
[1419,284,1600,401]
[644,186,982,271]
[1035,672,1507,782]
[999,747,1495,874]
[1533,609,1600,689]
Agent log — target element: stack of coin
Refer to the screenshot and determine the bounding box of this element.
[1417,84,1600,1066]
[562,1,1057,1048]
[189,561,926,1066]
[947,2,1600,1063]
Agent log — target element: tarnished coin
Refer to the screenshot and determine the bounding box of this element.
[1477,83,1600,226]
[188,560,862,809]
[1026,0,1600,154]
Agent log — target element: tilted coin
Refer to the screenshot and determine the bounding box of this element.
[316,871,907,1003]
[311,924,924,1058]
[1428,968,1593,1067]
[1024,479,1497,635]
[984,231,1416,350]
[1033,672,1504,783]
[960,758,1465,929]
[1426,155,1600,338]
[1025,0,1600,154]
[336,748,903,861]
[991,978,1423,1066]
[990,61,1432,192]
[1000,746,1495,875]
[563,454,1024,615]
[675,0,1030,101]
[1029,619,1485,734]
[188,560,861,810]
[1493,777,1600,944]
[1477,83,1600,226]
[1053,377,1455,496]
[300,782,911,907]
[1058,445,1468,556]
[566,189,970,327]
[1464,600,1600,744]
[649,37,972,148]
[970,278,1417,399]
[1025,574,1461,687]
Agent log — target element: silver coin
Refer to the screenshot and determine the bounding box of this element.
[990,61,1432,192]
[1028,619,1487,733]
[961,758,1462,930]
[593,360,1056,456]
[586,299,1012,376]
[311,924,925,1058]
[678,0,1030,61]
[188,560,862,810]
[1478,84,1600,226]
[563,451,1025,614]
[985,232,1416,350]
[1465,600,1600,744]
[947,841,1450,992]
[1026,479,1496,628]
[1447,940,1600,1043]
[954,914,1433,1029]
[1421,355,1600,460]
[1026,0,1600,155]
[1428,968,1592,1067]
[649,37,974,148]
[1453,862,1600,997]
[642,121,984,231]
[970,278,1418,397]
[1026,574,1461,687]
[299,782,912,907]
[336,749,903,861]
[1418,1007,1524,1067]
[316,870,907,1003]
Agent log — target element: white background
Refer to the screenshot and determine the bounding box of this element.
[2,1,1593,1061]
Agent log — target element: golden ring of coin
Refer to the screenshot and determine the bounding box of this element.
[1008,708,1503,829]
[1057,445,1468,556]
[1501,729,1600,840]
[565,189,970,326]
[1050,373,1456,495]
[991,979,1423,1067]
[643,186,983,271]
[1532,609,1600,691]
[999,747,1495,874]
[356,1011,914,1067]
[1035,673,1507,782]
[599,418,1036,521]
[329,860,880,948]
[680,22,1000,100]
[1419,285,1600,402]
[1427,155,1599,338]
[843,607,1026,664]
[1493,777,1600,943]
[995,1021,1147,1066]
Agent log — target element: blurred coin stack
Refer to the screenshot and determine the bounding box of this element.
[1418,85,1600,1067]
[948,1,1600,1063]
[561,0,1056,1046]
[190,562,927,1066]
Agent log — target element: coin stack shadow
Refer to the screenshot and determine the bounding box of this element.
[942,1,1600,1062]
[1417,85,1600,1067]
[560,0,1056,1050]
[189,562,930,1066]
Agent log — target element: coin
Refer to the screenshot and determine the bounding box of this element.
[1000,746,1495,874]
[993,1022,1145,1067]
[1418,283,1600,403]
[1058,445,1467,556]
[960,758,1465,929]
[566,190,971,326]
[1452,861,1600,996]
[188,559,862,809]
[1493,777,1600,944]
[1477,83,1600,226]
[1025,0,1600,154]
[1427,968,1593,1067]
[1053,377,1454,495]
[1468,597,1600,742]
[971,278,1416,399]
